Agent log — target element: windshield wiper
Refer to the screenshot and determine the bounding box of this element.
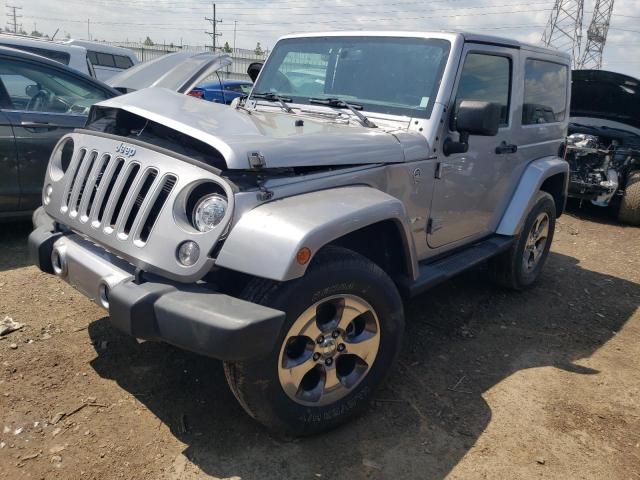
[308,97,377,128]
[251,92,294,113]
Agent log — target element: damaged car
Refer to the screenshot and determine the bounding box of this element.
[30,31,571,435]
[566,69,640,225]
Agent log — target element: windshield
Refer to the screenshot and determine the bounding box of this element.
[253,36,450,119]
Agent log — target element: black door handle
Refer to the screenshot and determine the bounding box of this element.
[495,141,518,154]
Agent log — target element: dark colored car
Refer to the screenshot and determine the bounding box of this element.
[0,48,230,219]
[188,79,252,104]
[0,46,118,219]
[566,69,640,225]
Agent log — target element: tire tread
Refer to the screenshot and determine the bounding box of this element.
[618,171,640,226]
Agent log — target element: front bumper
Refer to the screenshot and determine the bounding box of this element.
[28,209,285,361]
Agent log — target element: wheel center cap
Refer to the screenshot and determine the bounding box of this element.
[320,338,337,358]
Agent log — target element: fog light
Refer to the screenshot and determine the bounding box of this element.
[177,241,200,266]
[43,184,53,205]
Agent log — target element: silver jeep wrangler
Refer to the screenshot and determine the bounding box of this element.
[29,32,570,435]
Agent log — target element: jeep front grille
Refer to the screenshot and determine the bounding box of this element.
[43,132,234,283]
[60,149,176,245]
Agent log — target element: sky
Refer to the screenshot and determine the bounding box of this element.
[9,0,640,78]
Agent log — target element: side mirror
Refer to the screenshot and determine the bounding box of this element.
[25,84,39,97]
[247,62,263,82]
[443,100,501,156]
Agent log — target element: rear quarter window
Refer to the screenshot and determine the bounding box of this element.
[114,55,134,69]
[522,59,568,125]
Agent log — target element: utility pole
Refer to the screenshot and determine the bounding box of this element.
[205,2,222,52]
[233,20,237,53]
[6,5,23,34]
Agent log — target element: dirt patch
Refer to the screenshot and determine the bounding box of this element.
[1,206,639,479]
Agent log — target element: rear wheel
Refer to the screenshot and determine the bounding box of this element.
[224,246,404,436]
[618,171,640,226]
[489,191,556,290]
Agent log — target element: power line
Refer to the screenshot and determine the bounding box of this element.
[29,6,552,31]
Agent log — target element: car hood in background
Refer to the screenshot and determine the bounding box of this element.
[94,87,427,170]
[105,51,231,94]
[571,69,640,130]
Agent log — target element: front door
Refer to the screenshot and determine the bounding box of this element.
[0,110,18,212]
[427,45,518,248]
[0,56,112,210]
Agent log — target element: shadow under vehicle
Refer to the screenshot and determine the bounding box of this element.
[566,69,640,225]
[86,250,640,479]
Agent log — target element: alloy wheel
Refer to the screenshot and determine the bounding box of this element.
[277,294,380,406]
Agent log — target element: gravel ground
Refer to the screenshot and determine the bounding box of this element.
[0,203,639,480]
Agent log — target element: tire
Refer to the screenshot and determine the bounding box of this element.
[618,171,640,226]
[223,246,404,436]
[489,191,556,290]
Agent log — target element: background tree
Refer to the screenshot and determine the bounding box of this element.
[30,30,43,37]
[223,41,232,53]
[254,42,264,56]
[143,36,154,46]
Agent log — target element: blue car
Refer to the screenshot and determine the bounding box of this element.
[188,79,253,104]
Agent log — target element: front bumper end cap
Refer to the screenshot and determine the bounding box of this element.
[109,280,285,362]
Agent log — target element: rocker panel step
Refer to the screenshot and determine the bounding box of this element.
[401,235,516,298]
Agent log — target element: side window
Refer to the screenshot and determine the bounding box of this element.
[0,58,109,113]
[114,55,134,69]
[95,53,115,68]
[522,59,568,125]
[87,51,98,65]
[9,45,70,65]
[454,53,511,126]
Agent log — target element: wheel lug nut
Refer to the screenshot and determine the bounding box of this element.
[325,358,333,366]
[316,335,324,344]
[313,352,321,361]
[337,343,345,352]
[331,330,340,339]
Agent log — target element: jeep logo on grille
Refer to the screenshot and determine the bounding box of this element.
[115,143,136,157]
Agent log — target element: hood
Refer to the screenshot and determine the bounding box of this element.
[106,52,231,94]
[571,70,640,130]
[93,88,426,170]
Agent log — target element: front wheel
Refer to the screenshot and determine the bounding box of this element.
[489,191,556,290]
[224,246,404,436]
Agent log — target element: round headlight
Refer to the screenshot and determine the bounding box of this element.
[192,194,227,232]
[177,241,200,266]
